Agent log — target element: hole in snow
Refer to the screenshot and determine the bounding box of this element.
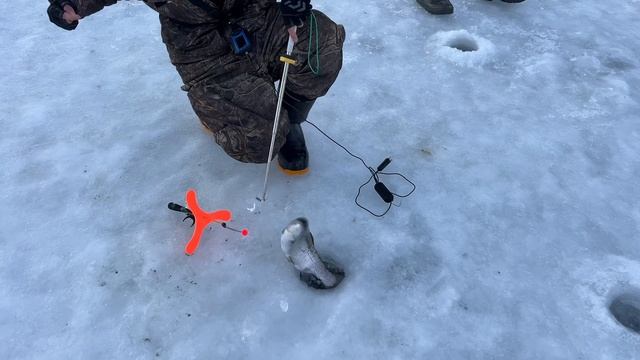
[610,292,640,335]
[429,30,494,67]
[446,35,479,52]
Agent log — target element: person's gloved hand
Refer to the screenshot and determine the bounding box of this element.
[47,0,81,30]
[280,0,312,28]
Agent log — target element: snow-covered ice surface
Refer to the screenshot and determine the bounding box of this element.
[2,0,640,358]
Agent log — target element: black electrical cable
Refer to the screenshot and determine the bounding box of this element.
[305,120,372,173]
[305,120,416,217]
[378,171,417,198]
[355,173,393,217]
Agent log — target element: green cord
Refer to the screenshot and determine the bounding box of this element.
[307,12,321,76]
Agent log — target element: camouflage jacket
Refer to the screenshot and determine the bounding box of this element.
[71,0,274,63]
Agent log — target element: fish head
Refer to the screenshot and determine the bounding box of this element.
[280,217,311,254]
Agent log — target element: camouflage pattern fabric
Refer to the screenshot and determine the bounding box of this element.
[69,0,345,163]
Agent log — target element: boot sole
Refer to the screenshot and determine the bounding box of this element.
[278,164,310,176]
[416,0,454,14]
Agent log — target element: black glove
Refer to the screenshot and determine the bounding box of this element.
[280,0,312,28]
[47,0,79,31]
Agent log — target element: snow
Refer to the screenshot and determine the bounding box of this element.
[2,0,640,358]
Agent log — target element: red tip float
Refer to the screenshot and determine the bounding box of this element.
[184,189,232,256]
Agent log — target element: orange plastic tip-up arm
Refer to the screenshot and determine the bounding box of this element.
[184,189,232,256]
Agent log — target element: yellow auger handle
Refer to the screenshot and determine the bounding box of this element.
[279,55,297,65]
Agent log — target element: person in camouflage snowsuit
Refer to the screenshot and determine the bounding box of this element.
[47,0,345,173]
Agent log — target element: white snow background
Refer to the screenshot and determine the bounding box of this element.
[1,0,640,358]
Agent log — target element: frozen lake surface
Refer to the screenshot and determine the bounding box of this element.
[1,0,639,358]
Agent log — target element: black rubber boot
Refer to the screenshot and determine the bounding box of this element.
[417,0,454,15]
[278,92,315,175]
[278,124,309,174]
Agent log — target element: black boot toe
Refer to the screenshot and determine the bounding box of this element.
[278,124,309,174]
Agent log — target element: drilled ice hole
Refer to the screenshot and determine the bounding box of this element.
[446,34,479,52]
[610,292,640,335]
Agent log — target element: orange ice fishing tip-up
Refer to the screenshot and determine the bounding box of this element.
[168,189,249,256]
